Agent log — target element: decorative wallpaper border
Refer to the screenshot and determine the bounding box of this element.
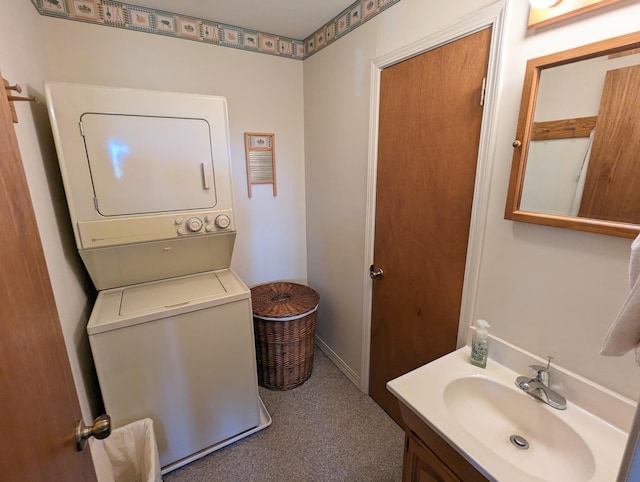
[31,0,401,60]
[304,0,400,58]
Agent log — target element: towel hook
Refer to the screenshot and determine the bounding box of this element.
[3,79,38,102]
[5,83,22,93]
[7,94,38,103]
[3,78,39,123]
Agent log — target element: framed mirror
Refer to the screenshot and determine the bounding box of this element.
[505,31,640,238]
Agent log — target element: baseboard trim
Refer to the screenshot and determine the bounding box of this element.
[315,336,362,390]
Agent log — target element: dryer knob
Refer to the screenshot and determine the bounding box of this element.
[186,216,204,232]
[215,214,231,229]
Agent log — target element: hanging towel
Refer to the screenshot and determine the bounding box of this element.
[601,233,640,364]
[630,233,640,287]
[569,129,595,217]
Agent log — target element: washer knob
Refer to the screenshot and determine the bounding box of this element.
[215,214,231,229]
[186,216,204,232]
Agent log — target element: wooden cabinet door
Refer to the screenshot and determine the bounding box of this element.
[404,432,461,482]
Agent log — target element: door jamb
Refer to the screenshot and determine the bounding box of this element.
[361,1,508,393]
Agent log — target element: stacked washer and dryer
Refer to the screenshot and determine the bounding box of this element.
[45,82,271,473]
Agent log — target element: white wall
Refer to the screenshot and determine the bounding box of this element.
[304,25,377,379]
[1,0,98,421]
[39,17,307,290]
[476,0,640,399]
[305,0,640,399]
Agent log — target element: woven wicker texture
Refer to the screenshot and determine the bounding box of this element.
[251,282,319,318]
[251,282,319,390]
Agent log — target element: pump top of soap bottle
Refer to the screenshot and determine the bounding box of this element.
[475,319,489,338]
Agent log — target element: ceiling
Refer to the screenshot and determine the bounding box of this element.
[129,0,356,40]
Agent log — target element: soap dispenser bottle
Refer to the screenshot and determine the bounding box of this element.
[470,319,490,368]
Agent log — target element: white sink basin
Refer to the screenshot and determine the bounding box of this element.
[387,343,632,482]
[443,376,595,482]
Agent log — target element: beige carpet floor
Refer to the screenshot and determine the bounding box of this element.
[163,348,404,481]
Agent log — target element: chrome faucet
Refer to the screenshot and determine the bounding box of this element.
[515,356,567,410]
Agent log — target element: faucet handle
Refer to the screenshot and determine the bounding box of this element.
[528,365,549,386]
[529,356,554,386]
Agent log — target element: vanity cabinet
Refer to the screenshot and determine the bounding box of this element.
[399,401,489,482]
[404,431,460,482]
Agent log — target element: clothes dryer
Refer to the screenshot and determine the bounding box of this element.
[45,82,238,290]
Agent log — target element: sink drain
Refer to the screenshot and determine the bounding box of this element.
[510,434,530,450]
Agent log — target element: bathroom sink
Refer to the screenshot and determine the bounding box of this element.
[386,340,633,482]
[443,376,595,482]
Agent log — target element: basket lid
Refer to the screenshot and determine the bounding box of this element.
[250,282,319,318]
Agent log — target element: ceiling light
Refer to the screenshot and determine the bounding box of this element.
[529,0,562,8]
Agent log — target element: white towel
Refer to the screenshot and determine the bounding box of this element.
[630,233,640,288]
[569,129,594,217]
[601,233,640,364]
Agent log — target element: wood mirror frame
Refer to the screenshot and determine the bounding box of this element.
[505,31,640,239]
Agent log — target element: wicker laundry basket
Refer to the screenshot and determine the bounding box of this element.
[250,282,320,390]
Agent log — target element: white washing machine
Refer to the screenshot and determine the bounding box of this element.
[45,82,270,473]
[87,270,269,471]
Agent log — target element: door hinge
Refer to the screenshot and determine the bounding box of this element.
[480,77,487,107]
[93,197,99,210]
[79,121,85,137]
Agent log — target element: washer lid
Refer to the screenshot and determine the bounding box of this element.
[87,269,250,335]
[120,272,226,316]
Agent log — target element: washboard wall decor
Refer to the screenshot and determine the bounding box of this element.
[244,132,277,197]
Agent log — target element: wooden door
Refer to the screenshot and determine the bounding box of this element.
[577,64,640,223]
[369,28,492,425]
[0,69,97,481]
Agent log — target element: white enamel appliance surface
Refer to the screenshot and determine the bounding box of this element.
[81,113,217,216]
[87,270,262,468]
[45,82,236,250]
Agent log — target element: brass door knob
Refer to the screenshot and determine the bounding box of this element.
[76,414,111,451]
[369,265,384,280]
